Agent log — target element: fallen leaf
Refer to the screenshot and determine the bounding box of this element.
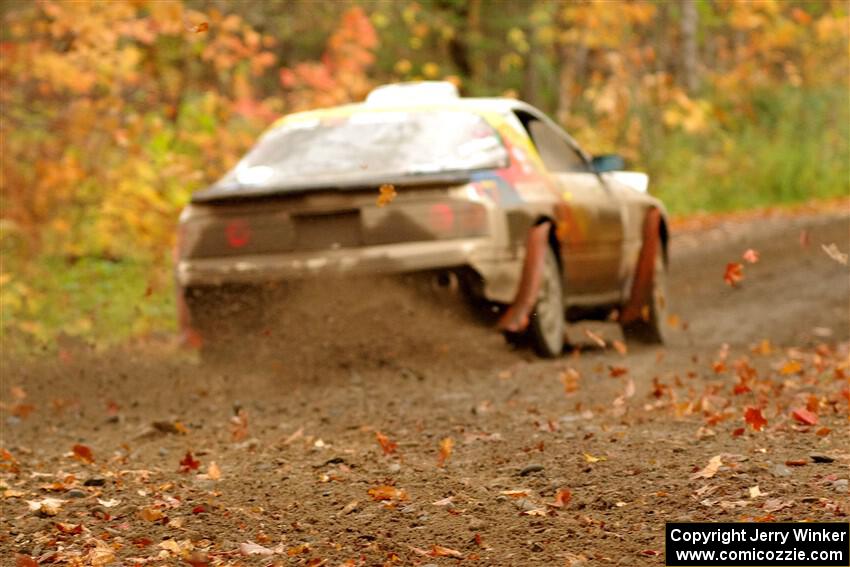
[430,545,463,558]
[816,427,831,437]
[287,543,310,556]
[583,453,606,463]
[522,508,548,516]
[282,427,304,445]
[15,556,38,567]
[748,486,763,499]
[72,444,94,464]
[97,497,120,508]
[240,541,275,556]
[799,229,810,247]
[791,408,818,425]
[560,368,580,394]
[192,22,209,33]
[499,489,530,498]
[821,243,848,265]
[55,522,83,534]
[26,497,65,516]
[724,262,744,287]
[376,184,397,207]
[763,498,793,513]
[10,385,26,400]
[612,340,627,355]
[432,496,454,506]
[742,249,760,263]
[207,461,222,480]
[87,541,115,566]
[691,455,723,480]
[549,488,572,508]
[608,366,628,378]
[780,360,803,375]
[367,485,408,501]
[179,451,200,473]
[438,437,454,467]
[744,407,767,431]
[375,431,397,455]
[584,329,606,348]
[139,506,163,522]
[785,459,807,467]
[667,313,681,328]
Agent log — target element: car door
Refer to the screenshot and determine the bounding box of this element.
[518,113,624,297]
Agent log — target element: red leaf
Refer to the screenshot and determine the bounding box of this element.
[16,555,38,567]
[731,427,745,437]
[72,444,94,464]
[785,459,807,467]
[724,262,744,287]
[375,431,397,455]
[179,451,201,473]
[55,522,83,534]
[609,366,628,378]
[744,407,767,431]
[791,408,818,425]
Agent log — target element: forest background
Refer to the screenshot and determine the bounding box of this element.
[0,0,847,347]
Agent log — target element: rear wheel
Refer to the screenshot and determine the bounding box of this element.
[621,242,667,344]
[524,247,566,357]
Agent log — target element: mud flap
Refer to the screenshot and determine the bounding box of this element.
[621,208,661,325]
[497,221,552,333]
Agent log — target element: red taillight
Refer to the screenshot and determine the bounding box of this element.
[429,203,455,234]
[427,202,487,237]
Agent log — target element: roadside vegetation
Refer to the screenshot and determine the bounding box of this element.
[1,0,847,347]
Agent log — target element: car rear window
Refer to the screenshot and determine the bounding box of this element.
[222,110,508,189]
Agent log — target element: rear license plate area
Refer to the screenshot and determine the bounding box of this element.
[293,210,362,251]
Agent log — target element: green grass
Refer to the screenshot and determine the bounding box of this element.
[647,87,849,214]
[1,256,175,351]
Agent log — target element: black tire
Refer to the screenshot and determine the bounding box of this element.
[526,247,566,357]
[621,241,667,344]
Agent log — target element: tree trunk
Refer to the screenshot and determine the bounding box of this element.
[681,0,700,94]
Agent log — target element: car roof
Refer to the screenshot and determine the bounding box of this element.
[273,97,543,127]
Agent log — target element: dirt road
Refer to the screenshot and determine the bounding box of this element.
[2,210,848,566]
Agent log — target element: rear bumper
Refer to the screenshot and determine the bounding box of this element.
[175,238,521,302]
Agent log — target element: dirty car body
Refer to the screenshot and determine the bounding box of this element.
[175,82,669,357]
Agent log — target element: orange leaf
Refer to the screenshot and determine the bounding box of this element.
[780,360,803,375]
[375,431,397,455]
[430,545,463,558]
[791,408,818,425]
[179,451,200,473]
[376,184,397,207]
[744,407,767,431]
[550,488,572,508]
[367,485,408,501]
[612,340,627,356]
[723,262,744,287]
[437,437,453,467]
[72,444,94,464]
[815,427,831,437]
[785,459,807,467]
[192,22,209,33]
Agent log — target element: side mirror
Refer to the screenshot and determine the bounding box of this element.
[591,154,625,173]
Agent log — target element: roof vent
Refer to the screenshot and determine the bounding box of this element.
[365,81,460,105]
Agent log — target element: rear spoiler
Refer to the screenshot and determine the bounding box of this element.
[191,171,473,204]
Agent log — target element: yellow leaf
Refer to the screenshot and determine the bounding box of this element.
[583,453,606,463]
[376,184,397,207]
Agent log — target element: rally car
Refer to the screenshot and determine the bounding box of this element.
[175,81,669,357]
